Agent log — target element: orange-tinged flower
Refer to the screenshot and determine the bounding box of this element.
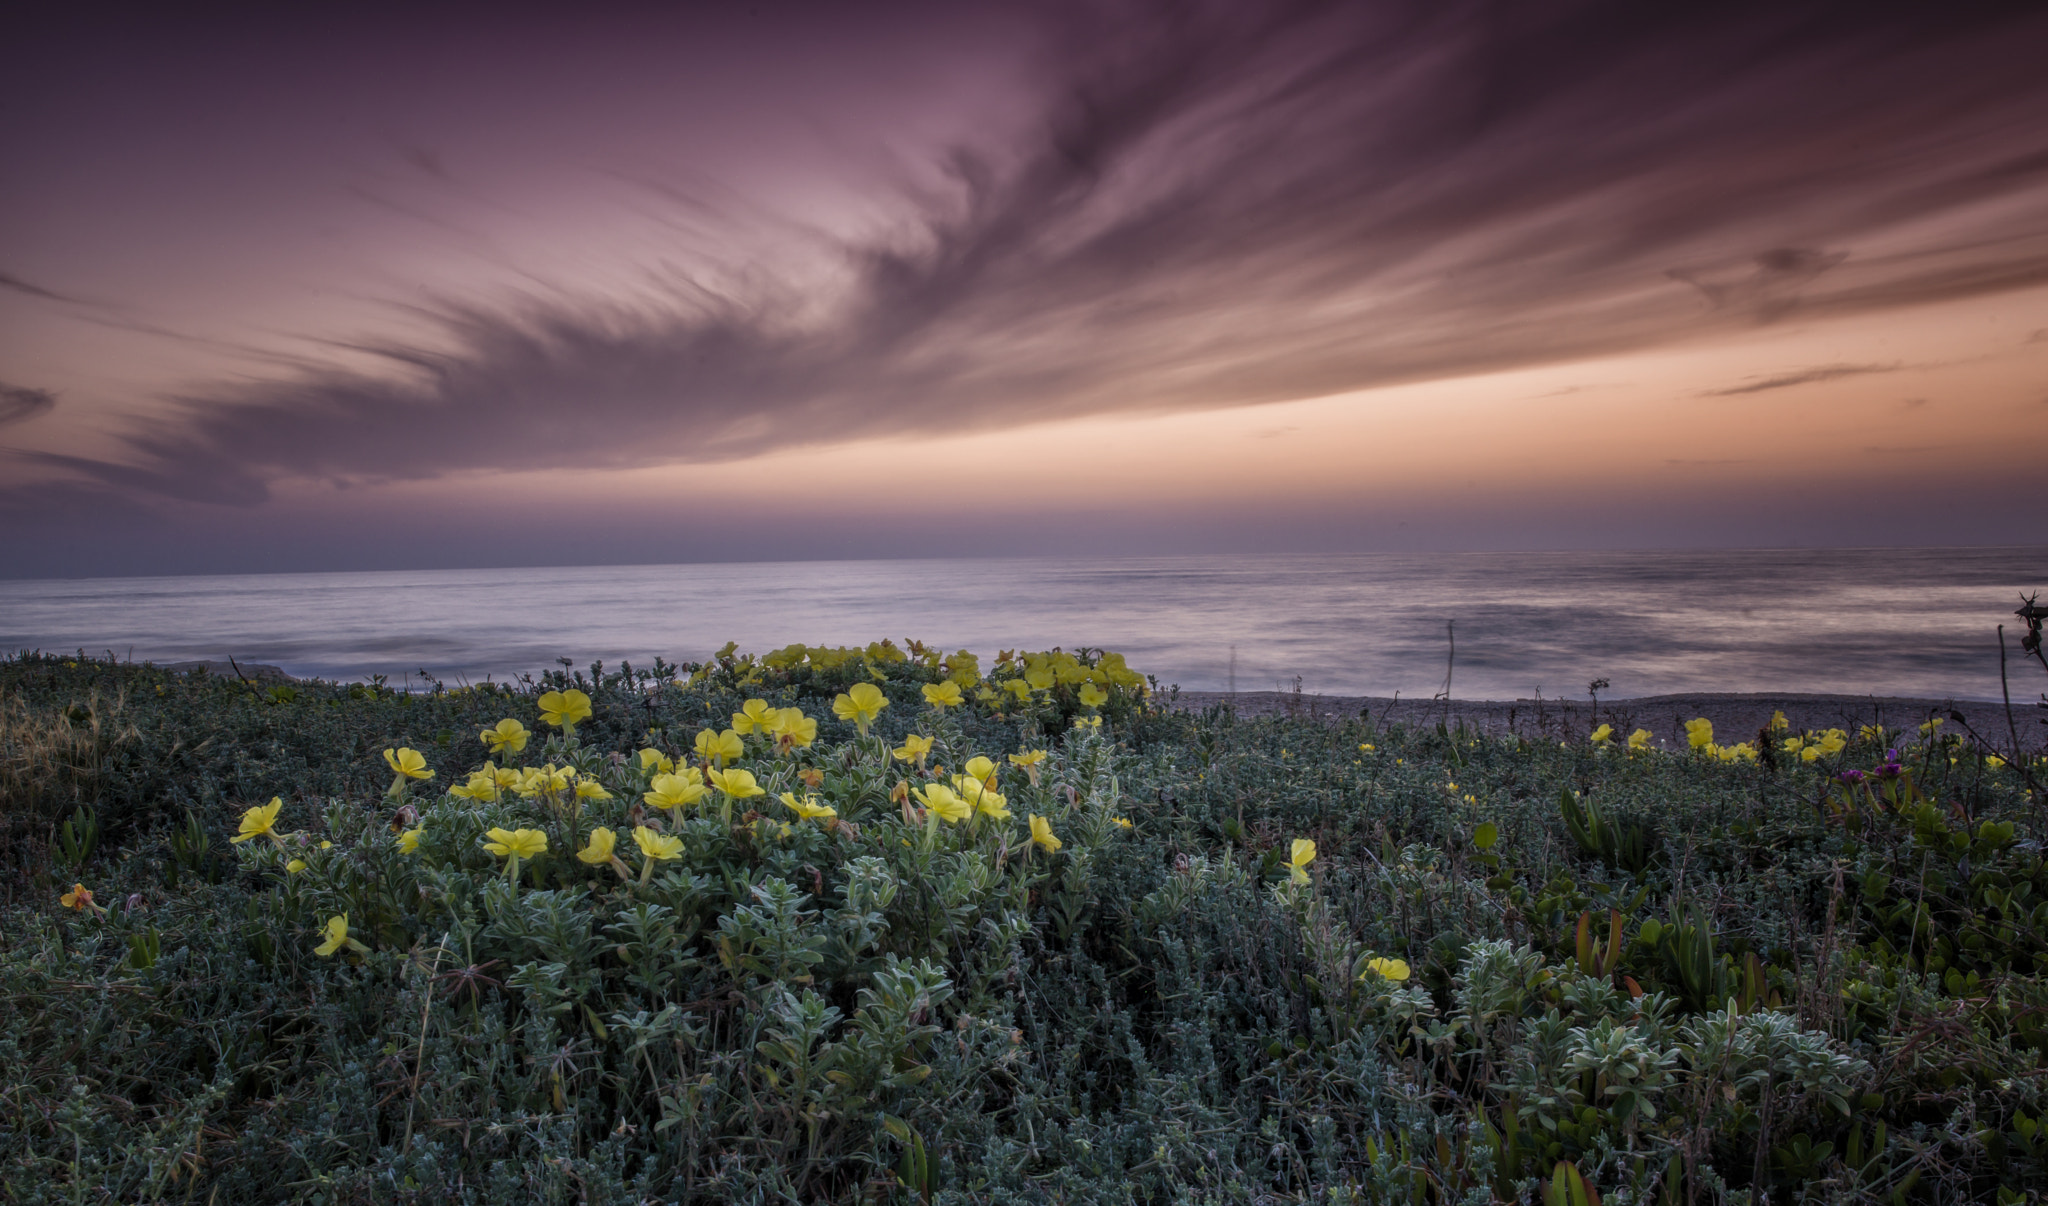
[538,689,592,732]
[233,798,285,844]
[60,883,95,911]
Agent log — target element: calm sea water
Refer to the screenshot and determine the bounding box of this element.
[2,549,2043,700]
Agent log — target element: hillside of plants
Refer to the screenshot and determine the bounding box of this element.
[2,643,2044,1205]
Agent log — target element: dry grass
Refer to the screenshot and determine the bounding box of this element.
[0,687,134,895]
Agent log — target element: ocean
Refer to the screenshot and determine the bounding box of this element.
[2,548,2043,701]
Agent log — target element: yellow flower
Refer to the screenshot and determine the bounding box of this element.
[1782,736,1805,753]
[1627,729,1652,751]
[1801,745,1821,763]
[1363,956,1411,982]
[1024,666,1055,691]
[483,828,548,860]
[1817,729,1847,756]
[518,764,576,797]
[893,734,934,767]
[577,827,617,864]
[963,755,998,789]
[1112,816,1133,829]
[831,682,889,735]
[779,791,838,822]
[732,698,777,735]
[480,718,530,755]
[450,771,501,802]
[60,883,95,911]
[537,689,592,732]
[1077,683,1108,709]
[1029,814,1062,853]
[694,728,744,768]
[917,783,972,824]
[396,828,424,854]
[708,767,765,799]
[645,770,707,810]
[286,858,308,873]
[961,780,1010,820]
[1988,754,2007,769]
[315,914,367,957]
[922,681,964,709]
[1001,678,1033,703]
[573,779,612,801]
[1685,718,1714,750]
[233,798,285,844]
[383,747,434,781]
[770,707,817,747]
[1008,748,1047,784]
[1288,838,1317,885]
[1590,724,1613,746]
[1358,743,1376,752]
[632,826,683,861]
[1769,710,1789,733]
[638,747,675,774]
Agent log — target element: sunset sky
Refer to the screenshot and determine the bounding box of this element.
[4,0,2045,578]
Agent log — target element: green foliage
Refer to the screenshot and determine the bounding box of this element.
[2,649,2044,1203]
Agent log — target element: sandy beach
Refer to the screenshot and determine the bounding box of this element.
[1167,688,2044,750]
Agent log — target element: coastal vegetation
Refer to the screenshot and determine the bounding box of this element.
[2,646,2044,1204]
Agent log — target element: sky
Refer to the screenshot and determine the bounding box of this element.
[3,0,2046,579]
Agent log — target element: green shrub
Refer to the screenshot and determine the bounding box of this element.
[2,649,2043,1203]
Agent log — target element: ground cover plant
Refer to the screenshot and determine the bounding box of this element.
[2,645,2044,1205]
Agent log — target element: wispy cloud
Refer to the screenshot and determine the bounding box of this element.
[29,0,2048,507]
[1700,363,1904,397]
[0,384,56,426]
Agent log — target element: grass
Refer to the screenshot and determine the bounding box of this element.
[1,647,2043,1205]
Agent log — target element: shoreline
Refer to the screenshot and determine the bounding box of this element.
[1166,689,2044,748]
